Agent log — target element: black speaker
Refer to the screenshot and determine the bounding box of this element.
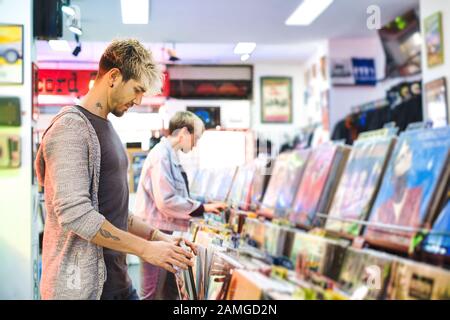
[33,0,63,39]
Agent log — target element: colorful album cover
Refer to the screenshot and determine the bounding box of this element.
[275,150,310,217]
[290,145,338,227]
[290,232,328,278]
[338,248,393,300]
[422,200,450,256]
[387,259,450,300]
[261,150,310,218]
[261,152,291,212]
[325,137,394,236]
[365,127,450,250]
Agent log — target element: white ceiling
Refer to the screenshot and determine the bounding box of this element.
[38,0,419,63]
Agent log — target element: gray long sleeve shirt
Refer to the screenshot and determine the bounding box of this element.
[36,106,107,299]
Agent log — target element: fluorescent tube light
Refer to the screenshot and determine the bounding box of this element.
[121,0,149,24]
[285,0,334,26]
[234,42,256,55]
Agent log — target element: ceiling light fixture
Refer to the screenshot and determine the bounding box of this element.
[285,0,334,26]
[234,42,256,55]
[121,0,149,24]
[66,5,83,35]
[62,5,76,17]
[48,40,71,52]
[240,54,251,62]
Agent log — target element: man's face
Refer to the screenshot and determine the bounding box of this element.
[109,77,146,117]
[179,125,203,154]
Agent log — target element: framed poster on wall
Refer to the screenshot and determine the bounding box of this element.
[0,24,24,84]
[425,12,444,68]
[260,77,292,123]
[424,77,448,127]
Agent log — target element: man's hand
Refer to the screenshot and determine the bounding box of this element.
[204,202,228,214]
[154,231,198,256]
[142,240,194,274]
[91,220,195,274]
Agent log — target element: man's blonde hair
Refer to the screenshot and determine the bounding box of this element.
[98,39,163,95]
[169,111,205,136]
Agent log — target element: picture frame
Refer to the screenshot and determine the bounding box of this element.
[260,77,293,124]
[424,77,448,127]
[0,24,24,84]
[425,12,444,68]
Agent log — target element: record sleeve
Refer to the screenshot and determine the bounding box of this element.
[365,127,450,251]
[422,200,450,256]
[289,144,339,227]
[326,136,395,236]
[386,258,450,299]
[338,248,393,300]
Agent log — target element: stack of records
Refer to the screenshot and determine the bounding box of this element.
[337,248,394,300]
[289,144,350,228]
[226,269,294,300]
[260,150,310,218]
[206,249,272,300]
[386,258,450,299]
[422,200,450,256]
[264,222,295,258]
[325,132,396,237]
[290,232,347,282]
[242,217,266,249]
[365,127,450,252]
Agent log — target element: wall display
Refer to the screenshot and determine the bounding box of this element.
[0,24,23,84]
[260,77,292,123]
[424,77,448,127]
[387,259,450,299]
[331,58,376,86]
[378,9,421,77]
[325,135,395,237]
[424,12,444,68]
[365,127,450,251]
[187,106,221,129]
[0,134,21,168]
[0,97,21,126]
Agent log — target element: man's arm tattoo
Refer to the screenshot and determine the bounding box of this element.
[99,228,120,241]
[95,102,103,109]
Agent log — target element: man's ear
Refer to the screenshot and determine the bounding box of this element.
[108,68,122,87]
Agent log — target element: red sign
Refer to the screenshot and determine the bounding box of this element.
[38,69,170,97]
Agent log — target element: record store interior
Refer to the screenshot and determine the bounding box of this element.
[1,0,450,300]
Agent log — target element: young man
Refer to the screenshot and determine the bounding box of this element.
[134,111,227,299]
[35,39,196,300]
